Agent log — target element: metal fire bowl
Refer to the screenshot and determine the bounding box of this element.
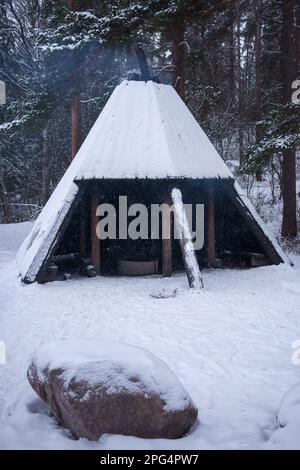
[118,259,158,276]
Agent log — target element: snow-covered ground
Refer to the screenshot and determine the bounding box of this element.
[0,222,300,450]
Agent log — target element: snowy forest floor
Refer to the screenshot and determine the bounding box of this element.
[0,222,300,450]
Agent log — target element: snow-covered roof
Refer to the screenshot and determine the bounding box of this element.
[17,80,234,283]
[74,80,233,180]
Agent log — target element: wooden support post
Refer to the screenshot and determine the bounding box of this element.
[162,194,172,277]
[91,188,100,274]
[171,188,203,289]
[207,187,215,267]
[80,202,87,259]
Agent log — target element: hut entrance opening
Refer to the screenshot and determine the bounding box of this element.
[46,179,273,281]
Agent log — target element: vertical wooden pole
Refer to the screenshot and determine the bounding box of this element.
[236,0,244,163]
[80,201,87,259]
[255,0,263,181]
[207,187,215,267]
[162,194,172,277]
[91,187,100,274]
[171,188,203,289]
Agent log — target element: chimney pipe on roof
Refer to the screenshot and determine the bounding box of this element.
[135,44,151,82]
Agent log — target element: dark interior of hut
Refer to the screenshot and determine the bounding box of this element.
[44,178,271,281]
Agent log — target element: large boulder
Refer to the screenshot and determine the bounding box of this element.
[27,340,198,441]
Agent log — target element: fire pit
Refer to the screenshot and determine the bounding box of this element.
[118,259,158,276]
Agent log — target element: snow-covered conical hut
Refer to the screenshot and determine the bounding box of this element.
[17,80,291,285]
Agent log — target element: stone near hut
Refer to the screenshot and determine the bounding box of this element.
[27,340,198,441]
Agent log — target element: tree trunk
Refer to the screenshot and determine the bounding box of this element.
[207,187,215,267]
[91,187,100,274]
[71,93,81,159]
[171,20,186,101]
[281,0,297,238]
[296,0,300,73]
[68,0,81,160]
[162,193,172,277]
[282,149,297,238]
[255,0,263,181]
[124,43,136,71]
[236,0,244,163]
[229,11,235,101]
[42,125,50,205]
[0,178,10,223]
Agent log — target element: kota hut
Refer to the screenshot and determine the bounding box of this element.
[17,80,291,286]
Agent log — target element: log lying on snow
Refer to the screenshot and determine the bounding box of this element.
[171,188,204,289]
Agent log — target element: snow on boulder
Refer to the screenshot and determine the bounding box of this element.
[268,383,300,449]
[27,340,198,441]
[277,382,300,429]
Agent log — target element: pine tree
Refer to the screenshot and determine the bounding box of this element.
[281,0,297,238]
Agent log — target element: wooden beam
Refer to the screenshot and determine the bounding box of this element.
[171,188,203,289]
[207,187,215,267]
[68,1,81,160]
[162,194,172,277]
[80,200,87,259]
[91,188,100,275]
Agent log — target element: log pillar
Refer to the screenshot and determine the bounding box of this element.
[162,194,172,277]
[207,187,215,267]
[170,187,203,289]
[91,187,100,274]
[80,202,87,259]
